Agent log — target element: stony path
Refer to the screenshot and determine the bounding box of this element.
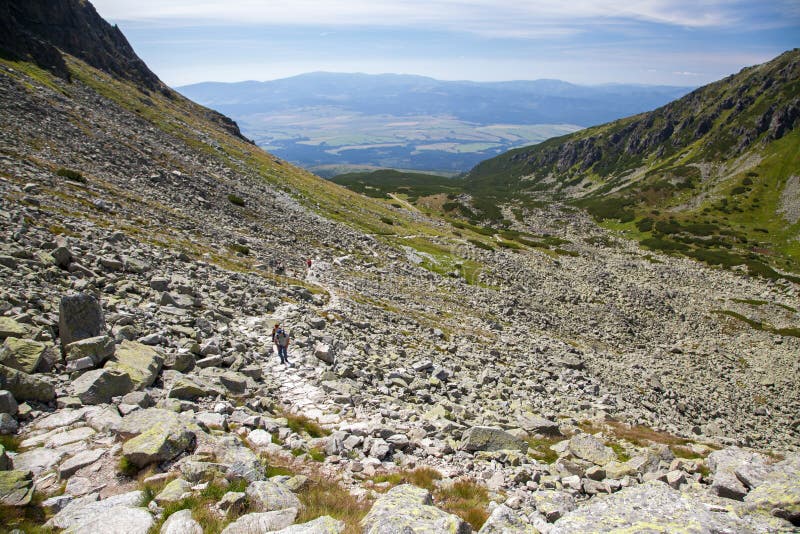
[306,260,343,312]
[230,309,345,426]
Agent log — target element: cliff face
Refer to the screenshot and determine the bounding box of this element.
[0,0,161,91]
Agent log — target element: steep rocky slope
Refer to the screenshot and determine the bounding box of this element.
[464,50,800,279]
[0,1,799,532]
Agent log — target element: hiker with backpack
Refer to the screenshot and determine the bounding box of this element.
[274,324,291,365]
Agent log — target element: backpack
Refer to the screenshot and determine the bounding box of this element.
[275,328,289,346]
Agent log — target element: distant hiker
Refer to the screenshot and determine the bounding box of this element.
[274,326,291,365]
[306,258,312,269]
[271,323,280,345]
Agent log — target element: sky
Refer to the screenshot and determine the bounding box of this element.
[91,1,800,87]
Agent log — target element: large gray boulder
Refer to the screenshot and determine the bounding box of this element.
[104,340,163,390]
[122,420,196,468]
[72,368,134,405]
[0,363,55,402]
[460,426,528,453]
[567,433,616,466]
[707,447,769,500]
[551,480,751,533]
[160,509,202,534]
[220,509,298,534]
[361,484,471,534]
[59,293,105,351]
[168,375,223,400]
[479,504,539,533]
[245,479,302,512]
[0,337,49,374]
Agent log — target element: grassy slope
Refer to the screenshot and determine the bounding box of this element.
[330,169,464,200]
[459,50,800,277]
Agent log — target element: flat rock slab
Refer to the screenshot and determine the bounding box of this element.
[0,470,34,506]
[0,317,29,339]
[479,503,539,533]
[361,484,471,534]
[220,508,298,534]
[551,480,751,533]
[274,515,345,533]
[59,449,106,479]
[460,426,528,453]
[12,447,65,475]
[47,491,148,531]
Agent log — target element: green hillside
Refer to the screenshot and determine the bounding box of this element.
[330,169,463,200]
[461,49,800,280]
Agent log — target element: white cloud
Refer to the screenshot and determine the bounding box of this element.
[90,0,768,33]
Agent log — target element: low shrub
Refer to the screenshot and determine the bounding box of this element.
[227,193,245,206]
[227,243,250,255]
[467,239,494,251]
[56,167,86,183]
[380,216,395,226]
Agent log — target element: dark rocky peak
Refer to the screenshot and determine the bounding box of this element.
[0,0,162,92]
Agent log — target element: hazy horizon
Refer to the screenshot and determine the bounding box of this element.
[90,1,799,87]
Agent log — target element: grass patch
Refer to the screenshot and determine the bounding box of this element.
[604,421,690,447]
[0,435,22,452]
[435,479,490,531]
[525,435,562,464]
[227,243,250,256]
[369,467,443,493]
[117,455,139,477]
[227,193,245,206]
[296,476,371,534]
[55,167,86,183]
[467,238,494,251]
[281,411,331,438]
[606,441,631,462]
[713,309,800,338]
[380,216,395,226]
[670,445,705,460]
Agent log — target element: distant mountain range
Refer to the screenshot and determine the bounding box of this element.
[178,73,693,174]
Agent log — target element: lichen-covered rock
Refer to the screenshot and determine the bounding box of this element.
[154,478,192,504]
[59,449,105,479]
[0,470,34,506]
[245,479,303,512]
[567,433,616,466]
[0,337,48,373]
[744,454,800,524]
[216,435,266,482]
[220,508,298,534]
[65,335,115,365]
[0,363,55,401]
[274,515,345,533]
[0,389,18,415]
[361,484,471,534]
[160,509,202,534]
[551,480,751,533]
[530,490,576,522]
[479,504,539,533]
[707,447,769,500]
[104,340,163,390]
[0,317,29,340]
[122,421,196,468]
[117,408,190,439]
[460,426,528,453]
[71,368,134,404]
[59,293,105,351]
[168,375,223,400]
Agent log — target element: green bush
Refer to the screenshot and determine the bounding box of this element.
[636,218,654,232]
[227,243,250,255]
[380,216,395,226]
[467,239,494,251]
[56,167,86,183]
[227,194,245,206]
[497,240,521,250]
